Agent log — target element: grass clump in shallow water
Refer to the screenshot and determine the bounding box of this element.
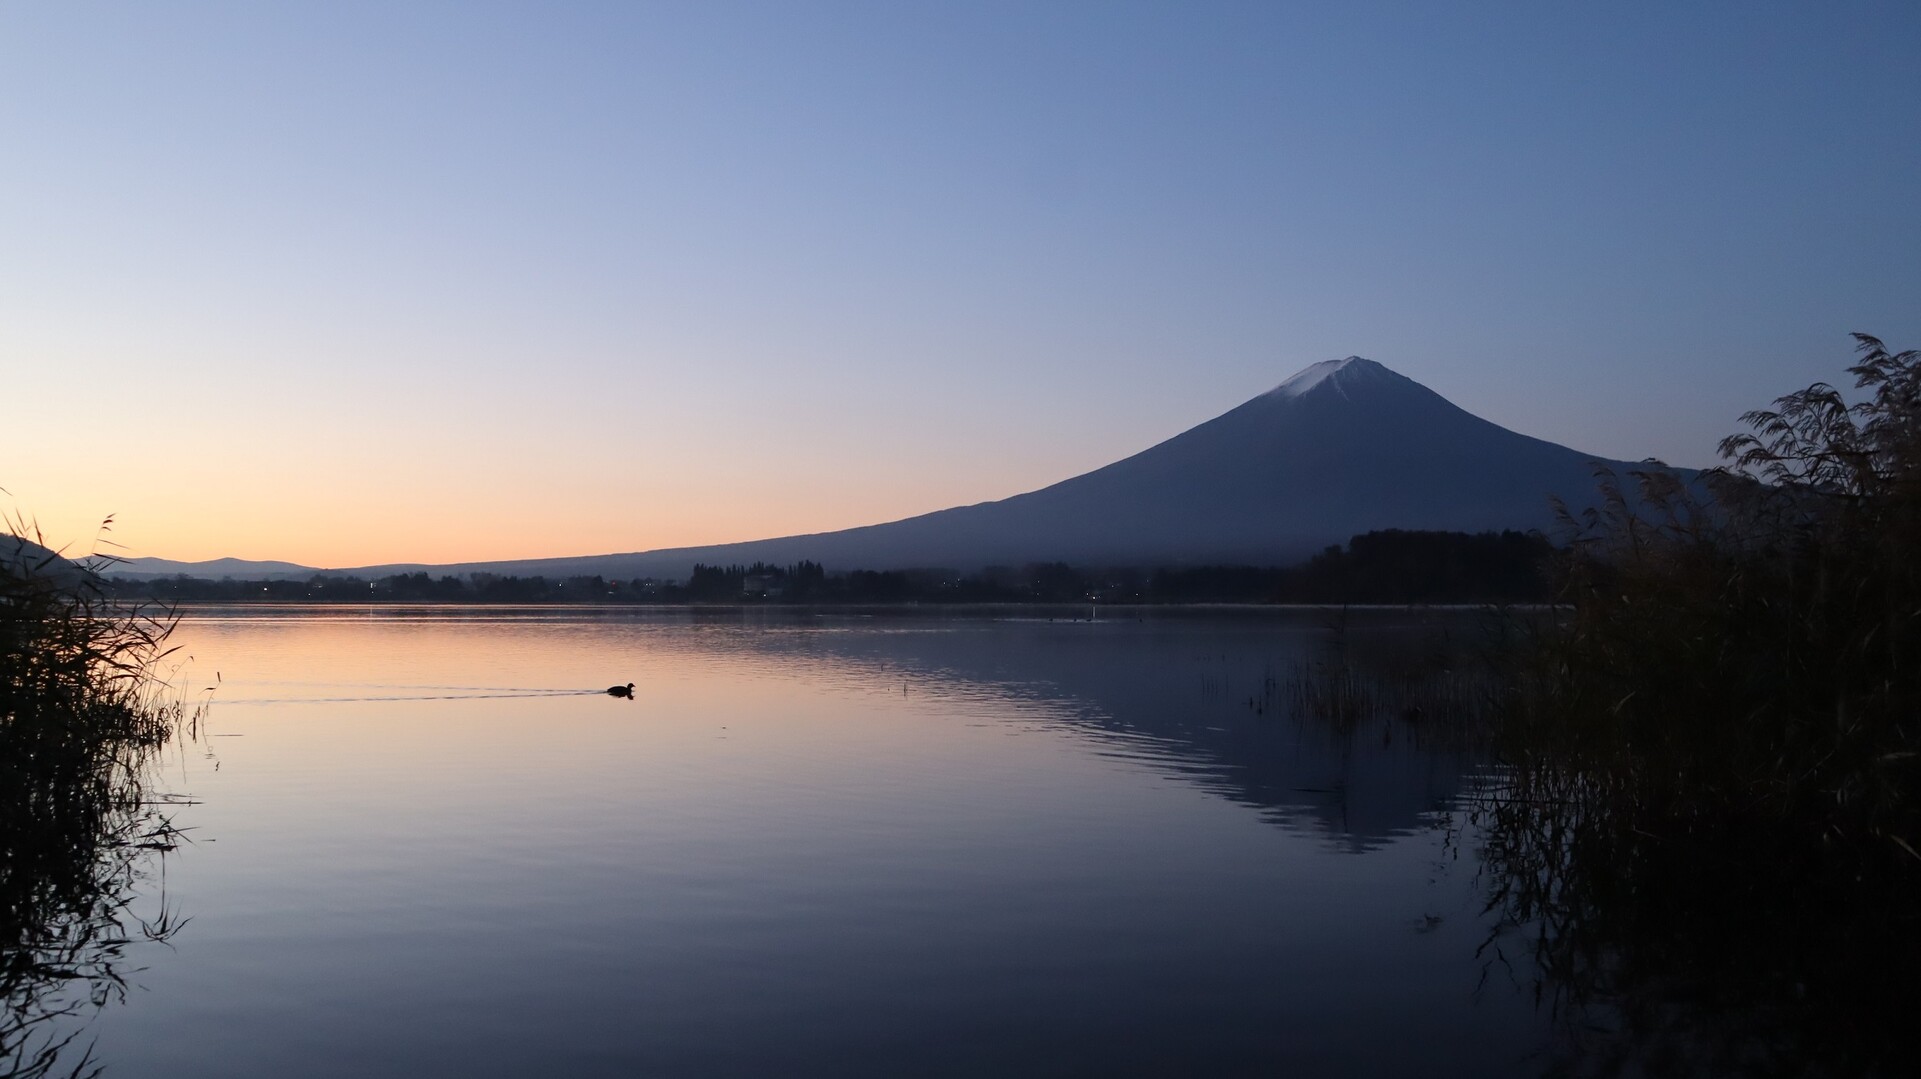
[2,523,195,1079]
[1514,334,1920,860]
[1476,335,1921,1076]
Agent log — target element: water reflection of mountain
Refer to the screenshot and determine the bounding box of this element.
[729,610,1484,851]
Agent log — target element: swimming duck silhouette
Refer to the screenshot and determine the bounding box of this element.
[606,682,635,698]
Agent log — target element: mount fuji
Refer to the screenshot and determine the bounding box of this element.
[118,357,1679,580]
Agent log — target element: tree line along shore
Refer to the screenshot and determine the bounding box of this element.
[106,528,1557,607]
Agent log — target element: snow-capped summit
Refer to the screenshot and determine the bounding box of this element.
[1264,356,1410,401]
[1268,355,1363,396]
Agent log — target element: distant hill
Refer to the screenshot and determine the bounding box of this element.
[115,357,1684,582]
[2,533,95,590]
[106,556,329,581]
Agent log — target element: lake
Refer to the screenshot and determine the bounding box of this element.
[61,606,1570,1077]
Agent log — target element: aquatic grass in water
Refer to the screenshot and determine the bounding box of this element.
[2,521,197,1078]
[1276,338,1921,1073]
[1468,336,1921,1076]
[1255,609,1510,752]
[1522,335,1921,842]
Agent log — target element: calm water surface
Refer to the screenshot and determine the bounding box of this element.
[81,607,1559,1077]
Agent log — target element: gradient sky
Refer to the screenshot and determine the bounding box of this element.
[5,2,1918,567]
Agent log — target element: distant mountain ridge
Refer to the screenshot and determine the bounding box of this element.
[111,556,332,582]
[115,357,1681,582]
[2,533,94,589]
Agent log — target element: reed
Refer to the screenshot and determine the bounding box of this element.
[1506,334,1920,861]
[2,520,194,1079]
[1472,335,1921,1075]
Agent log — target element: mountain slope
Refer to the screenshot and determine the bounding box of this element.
[508,356,1665,576]
[2,533,94,589]
[117,357,1678,580]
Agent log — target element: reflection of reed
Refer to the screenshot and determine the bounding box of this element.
[1284,613,1921,1075]
[1471,756,1921,1078]
[1263,621,1501,750]
[3,535,197,1079]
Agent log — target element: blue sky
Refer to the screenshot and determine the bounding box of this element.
[4,2,1918,564]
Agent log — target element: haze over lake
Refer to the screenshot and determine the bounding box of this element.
[71,607,1568,1077]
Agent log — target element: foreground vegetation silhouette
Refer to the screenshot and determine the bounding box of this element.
[1472,335,1921,1076]
[2,528,193,1079]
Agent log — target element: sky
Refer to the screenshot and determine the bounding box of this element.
[4,1,1918,567]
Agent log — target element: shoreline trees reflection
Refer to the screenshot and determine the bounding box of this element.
[2,532,196,1079]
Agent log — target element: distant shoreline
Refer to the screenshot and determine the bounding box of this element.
[155,600,1552,617]
[103,529,1560,608]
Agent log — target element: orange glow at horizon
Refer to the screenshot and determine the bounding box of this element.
[1,470,1047,569]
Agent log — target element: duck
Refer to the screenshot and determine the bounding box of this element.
[606,682,635,698]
